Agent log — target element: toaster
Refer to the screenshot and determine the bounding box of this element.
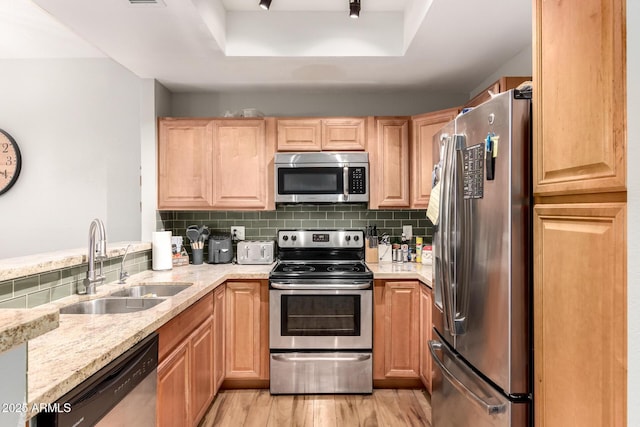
[208,235,233,264]
[237,241,275,265]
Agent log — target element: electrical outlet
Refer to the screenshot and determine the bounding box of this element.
[230,226,245,241]
[402,225,413,241]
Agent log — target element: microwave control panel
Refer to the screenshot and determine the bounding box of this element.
[348,167,367,194]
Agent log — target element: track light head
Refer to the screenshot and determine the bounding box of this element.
[259,0,272,10]
[349,0,360,19]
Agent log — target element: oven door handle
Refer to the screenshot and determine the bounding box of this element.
[272,354,371,363]
[270,281,372,290]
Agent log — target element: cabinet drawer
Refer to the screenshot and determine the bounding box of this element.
[158,293,214,361]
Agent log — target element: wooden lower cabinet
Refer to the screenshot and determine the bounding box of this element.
[157,340,190,427]
[534,203,626,426]
[419,284,433,393]
[157,293,215,427]
[225,280,269,382]
[373,280,421,382]
[213,284,226,394]
[190,320,215,424]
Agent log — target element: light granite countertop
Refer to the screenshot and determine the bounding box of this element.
[24,260,432,419]
[0,308,59,354]
[0,241,151,282]
[369,261,432,286]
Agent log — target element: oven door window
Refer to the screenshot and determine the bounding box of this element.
[278,168,343,195]
[281,294,361,336]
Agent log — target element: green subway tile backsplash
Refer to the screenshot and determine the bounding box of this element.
[0,250,152,309]
[162,205,434,251]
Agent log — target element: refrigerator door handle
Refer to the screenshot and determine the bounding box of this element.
[429,339,507,416]
[440,134,456,334]
[452,135,470,335]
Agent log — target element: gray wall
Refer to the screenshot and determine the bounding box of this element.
[469,45,533,98]
[628,1,639,424]
[0,58,142,258]
[170,89,468,117]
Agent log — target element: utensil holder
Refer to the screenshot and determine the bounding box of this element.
[365,246,378,264]
[192,248,204,265]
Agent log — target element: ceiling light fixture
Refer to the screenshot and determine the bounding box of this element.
[259,0,272,10]
[349,0,360,18]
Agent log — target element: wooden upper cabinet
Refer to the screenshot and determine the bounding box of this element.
[277,118,366,151]
[276,119,322,151]
[410,108,459,208]
[533,0,626,195]
[534,203,626,427]
[211,119,274,209]
[321,118,366,150]
[157,117,275,211]
[369,117,410,209]
[158,119,214,209]
[463,76,531,109]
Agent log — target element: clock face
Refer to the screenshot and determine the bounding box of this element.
[0,129,22,196]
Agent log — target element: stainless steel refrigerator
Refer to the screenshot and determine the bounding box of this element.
[429,90,532,427]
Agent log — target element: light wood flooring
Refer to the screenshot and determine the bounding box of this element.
[199,389,432,427]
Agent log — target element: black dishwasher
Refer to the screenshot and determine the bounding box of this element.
[37,332,158,427]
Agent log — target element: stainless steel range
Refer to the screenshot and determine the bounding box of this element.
[269,229,373,395]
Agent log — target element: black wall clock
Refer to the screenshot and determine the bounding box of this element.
[0,129,22,196]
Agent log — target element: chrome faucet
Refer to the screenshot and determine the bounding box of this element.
[82,218,107,295]
[118,244,132,284]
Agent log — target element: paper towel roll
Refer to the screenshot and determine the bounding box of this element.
[152,231,173,271]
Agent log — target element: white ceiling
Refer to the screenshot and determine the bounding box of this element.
[1,0,531,93]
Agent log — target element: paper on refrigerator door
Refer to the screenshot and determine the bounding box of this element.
[427,181,441,224]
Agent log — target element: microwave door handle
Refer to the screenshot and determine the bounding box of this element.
[343,166,349,200]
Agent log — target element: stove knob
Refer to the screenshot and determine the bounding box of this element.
[345,235,351,242]
[291,235,297,242]
[282,235,288,241]
[354,235,360,242]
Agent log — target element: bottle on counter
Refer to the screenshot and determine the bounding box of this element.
[401,233,409,263]
[415,237,423,263]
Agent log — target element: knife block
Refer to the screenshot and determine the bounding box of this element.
[365,246,378,264]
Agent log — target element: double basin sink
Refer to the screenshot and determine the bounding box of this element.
[59,283,192,315]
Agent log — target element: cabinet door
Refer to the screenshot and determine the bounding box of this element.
[157,340,190,427]
[419,285,432,393]
[277,119,322,151]
[410,108,458,208]
[225,281,267,379]
[213,285,225,394]
[534,203,626,427]
[321,118,366,151]
[211,119,272,209]
[190,318,214,426]
[373,281,420,378]
[533,0,625,195]
[158,119,213,209]
[370,118,410,208]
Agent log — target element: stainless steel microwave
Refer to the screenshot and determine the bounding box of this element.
[275,152,369,203]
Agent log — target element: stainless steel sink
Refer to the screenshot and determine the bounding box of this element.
[110,283,192,298]
[59,298,166,315]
